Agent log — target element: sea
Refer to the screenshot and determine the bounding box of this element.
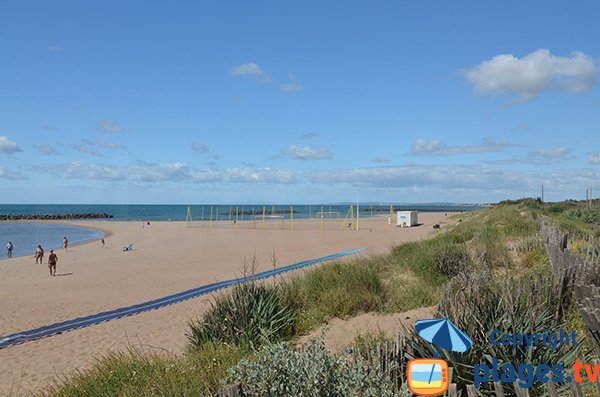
[0,203,483,260]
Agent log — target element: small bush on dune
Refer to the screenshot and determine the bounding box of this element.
[392,237,472,282]
[188,282,296,349]
[281,261,385,329]
[227,340,395,397]
[434,243,473,277]
[564,207,600,225]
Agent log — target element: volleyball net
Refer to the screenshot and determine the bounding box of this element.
[185,205,374,230]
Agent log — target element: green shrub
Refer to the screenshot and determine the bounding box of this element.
[564,208,600,225]
[38,343,244,397]
[227,340,395,397]
[434,243,473,277]
[281,261,385,330]
[188,282,296,349]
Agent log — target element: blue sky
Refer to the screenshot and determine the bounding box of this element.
[1,1,599,204]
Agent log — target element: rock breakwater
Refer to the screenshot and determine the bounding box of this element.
[0,213,113,220]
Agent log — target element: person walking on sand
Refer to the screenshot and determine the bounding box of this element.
[48,250,58,276]
[6,241,13,258]
[63,237,69,251]
[35,245,44,264]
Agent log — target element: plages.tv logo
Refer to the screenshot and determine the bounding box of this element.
[407,318,472,396]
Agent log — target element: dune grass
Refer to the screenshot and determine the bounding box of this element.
[37,342,245,397]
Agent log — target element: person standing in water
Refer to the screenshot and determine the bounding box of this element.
[63,237,69,251]
[6,241,13,258]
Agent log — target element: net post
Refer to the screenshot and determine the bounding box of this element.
[320,206,324,230]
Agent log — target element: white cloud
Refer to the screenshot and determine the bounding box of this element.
[191,142,209,155]
[33,143,60,156]
[280,82,303,92]
[38,161,298,184]
[299,133,319,140]
[81,139,126,149]
[463,49,598,100]
[512,123,530,131]
[96,120,129,133]
[287,145,333,160]
[191,141,220,159]
[0,136,22,154]
[372,156,391,164]
[38,162,124,181]
[31,160,600,199]
[229,63,270,80]
[587,152,600,165]
[73,143,103,157]
[0,165,27,180]
[529,147,571,159]
[412,137,514,155]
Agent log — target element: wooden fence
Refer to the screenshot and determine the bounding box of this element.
[539,216,600,349]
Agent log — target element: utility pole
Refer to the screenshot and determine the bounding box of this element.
[541,184,544,203]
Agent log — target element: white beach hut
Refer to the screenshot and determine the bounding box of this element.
[396,211,418,227]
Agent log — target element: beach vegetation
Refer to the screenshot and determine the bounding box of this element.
[367,272,586,396]
[281,260,386,332]
[37,342,244,397]
[227,339,396,397]
[187,282,296,349]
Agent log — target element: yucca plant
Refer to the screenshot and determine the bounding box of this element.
[187,282,296,349]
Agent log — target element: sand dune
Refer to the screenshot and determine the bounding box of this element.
[0,213,449,395]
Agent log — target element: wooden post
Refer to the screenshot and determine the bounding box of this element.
[546,377,558,397]
[447,383,457,397]
[465,385,478,397]
[513,382,530,397]
[262,206,266,229]
[595,360,600,394]
[290,206,293,230]
[235,206,238,227]
[493,382,505,397]
[566,368,585,397]
[252,208,256,229]
[216,384,241,397]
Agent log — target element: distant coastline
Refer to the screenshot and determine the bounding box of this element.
[0,213,113,221]
[0,204,484,222]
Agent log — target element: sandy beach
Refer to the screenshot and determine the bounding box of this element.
[0,213,449,395]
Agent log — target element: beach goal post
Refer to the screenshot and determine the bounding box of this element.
[316,211,340,230]
[186,206,193,228]
[254,214,285,229]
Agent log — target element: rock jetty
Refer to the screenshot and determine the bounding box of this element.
[0,213,113,221]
